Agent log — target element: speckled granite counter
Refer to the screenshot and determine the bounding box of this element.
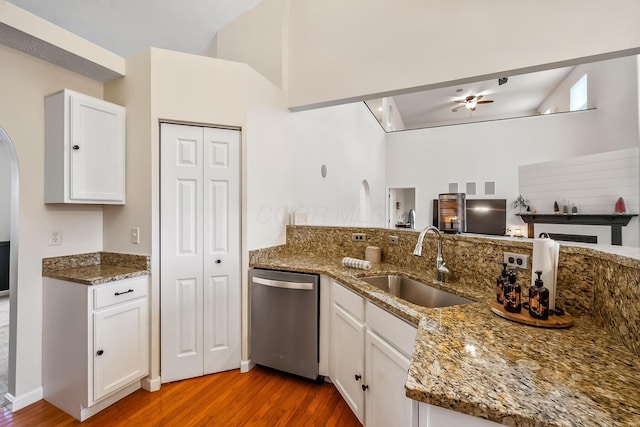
[250,238,640,426]
[42,252,150,285]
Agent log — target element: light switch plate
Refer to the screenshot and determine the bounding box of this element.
[130,227,140,244]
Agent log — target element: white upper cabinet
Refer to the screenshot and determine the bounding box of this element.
[45,89,125,204]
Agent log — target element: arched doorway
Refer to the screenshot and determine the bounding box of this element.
[0,126,18,404]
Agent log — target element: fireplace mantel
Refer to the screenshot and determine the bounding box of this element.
[517,213,638,245]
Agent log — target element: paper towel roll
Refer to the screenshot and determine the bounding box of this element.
[531,238,560,309]
[342,257,372,270]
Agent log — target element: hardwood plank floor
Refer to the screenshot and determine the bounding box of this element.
[0,366,361,426]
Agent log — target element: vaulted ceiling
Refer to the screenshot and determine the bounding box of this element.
[8,0,262,57]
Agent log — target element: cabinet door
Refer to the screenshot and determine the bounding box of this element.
[331,303,365,423]
[365,329,416,427]
[69,92,125,202]
[93,298,148,402]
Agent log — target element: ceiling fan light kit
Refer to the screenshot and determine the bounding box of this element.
[451,95,494,112]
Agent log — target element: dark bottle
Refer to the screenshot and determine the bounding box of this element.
[496,263,508,304]
[529,270,550,320]
[503,271,521,313]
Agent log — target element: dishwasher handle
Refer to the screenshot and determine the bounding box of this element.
[252,276,315,291]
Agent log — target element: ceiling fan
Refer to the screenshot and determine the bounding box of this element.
[451,95,494,112]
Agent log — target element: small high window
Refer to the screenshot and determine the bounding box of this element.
[570,74,588,111]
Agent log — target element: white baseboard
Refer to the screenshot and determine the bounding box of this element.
[4,387,43,412]
[141,376,161,392]
[240,359,255,373]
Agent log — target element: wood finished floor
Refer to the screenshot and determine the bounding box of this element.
[0,366,361,426]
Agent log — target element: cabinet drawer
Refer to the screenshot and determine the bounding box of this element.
[332,280,364,321]
[366,301,417,357]
[94,276,148,309]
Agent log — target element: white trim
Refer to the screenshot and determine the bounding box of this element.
[4,387,43,412]
[240,360,255,373]
[141,376,161,392]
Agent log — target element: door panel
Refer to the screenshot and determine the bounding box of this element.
[365,330,415,427]
[203,127,240,374]
[161,123,240,383]
[93,299,147,402]
[176,278,198,356]
[161,124,205,383]
[69,93,125,201]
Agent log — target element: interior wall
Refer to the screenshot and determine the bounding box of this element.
[538,55,640,152]
[519,148,639,246]
[386,110,600,234]
[0,144,10,241]
[289,103,386,227]
[286,0,640,109]
[216,0,286,90]
[103,51,152,254]
[0,44,104,405]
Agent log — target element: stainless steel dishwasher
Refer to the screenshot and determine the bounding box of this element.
[250,268,319,380]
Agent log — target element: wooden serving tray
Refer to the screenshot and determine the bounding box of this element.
[490,301,574,328]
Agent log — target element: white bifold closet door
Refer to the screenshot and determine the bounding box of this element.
[160,123,241,383]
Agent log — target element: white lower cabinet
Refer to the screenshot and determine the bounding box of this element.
[43,275,149,421]
[330,280,417,426]
[365,329,415,427]
[331,302,365,421]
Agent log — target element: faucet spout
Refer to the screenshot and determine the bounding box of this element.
[413,226,450,284]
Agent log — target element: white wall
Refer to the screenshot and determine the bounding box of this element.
[0,44,104,404]
[289,102,386,227]
[286,0,640,109]
[217,0,286,90]
[387,110,600,234]
[538,55,639,152]
[0,143,10,241]
[102,48,386,381]
[519,148,639,246]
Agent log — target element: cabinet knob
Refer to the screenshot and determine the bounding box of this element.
[72,145,80,150]
[215,259,222,264]
[361,384,369,391]
[354,374,361,381]
[97,350,104,356]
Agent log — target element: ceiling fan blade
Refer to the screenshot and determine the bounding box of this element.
[476,95,484,101]
[451,105,465,112]
[477,100,494,104]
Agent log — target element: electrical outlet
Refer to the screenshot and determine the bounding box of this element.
[48,230,62,246]
[352,233,366,242]
[503,252,529,269]
[130,227,140,244]
[389,235,399,245]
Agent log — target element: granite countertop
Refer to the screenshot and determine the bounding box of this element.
[250,252,640,427]
[42,252,150,285]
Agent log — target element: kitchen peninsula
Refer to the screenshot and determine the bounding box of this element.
[250,225,640,427]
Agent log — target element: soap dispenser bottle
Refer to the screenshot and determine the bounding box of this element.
[529,270,550,320]
[503,271,522,313]
[496,263,508,304]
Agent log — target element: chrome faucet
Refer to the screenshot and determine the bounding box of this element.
[413,226,450,284]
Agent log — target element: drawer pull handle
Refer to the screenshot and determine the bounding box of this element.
[72,145,80,150]
[361,384,369,391]
[215,259,222,264]
[97,350,104,356]
[354,374,361,381]
[114,289,134,296]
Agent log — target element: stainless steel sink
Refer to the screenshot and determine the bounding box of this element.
[360,275,472,308]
